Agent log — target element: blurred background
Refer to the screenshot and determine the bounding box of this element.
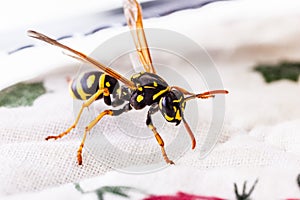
[1,0,218,53]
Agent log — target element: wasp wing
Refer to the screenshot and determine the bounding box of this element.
[27,30,136,89]
[123,0,156,74]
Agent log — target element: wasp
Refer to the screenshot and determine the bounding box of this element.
[28,0,228,165]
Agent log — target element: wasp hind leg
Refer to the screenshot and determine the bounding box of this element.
[146,104,174,165]
[45,88,110,140]
[77,103,132,165]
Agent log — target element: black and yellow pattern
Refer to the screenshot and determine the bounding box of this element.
[129,72,170,110]
[69,71,118,101]
[63,69,223,166]
[27,0,228,166]
[129,72,185,126]
[69,71,101,100]
[158,89,185,125]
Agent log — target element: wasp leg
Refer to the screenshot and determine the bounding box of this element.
[146,104,174,165]
[45,88,109,141]
[197,93,215,99]
[103,88,112,105]
[77,103,132,165]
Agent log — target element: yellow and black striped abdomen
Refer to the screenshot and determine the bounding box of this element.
[69,71,120,101]
[69,71,103,100]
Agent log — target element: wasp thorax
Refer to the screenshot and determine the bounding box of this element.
[159,89,186,125]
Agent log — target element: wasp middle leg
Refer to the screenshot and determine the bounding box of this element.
[77,103,132,165]
[146,103,174,165]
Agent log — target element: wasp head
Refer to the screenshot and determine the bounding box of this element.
[158,89,186,125]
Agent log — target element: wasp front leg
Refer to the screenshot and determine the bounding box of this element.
[146,103,174,165]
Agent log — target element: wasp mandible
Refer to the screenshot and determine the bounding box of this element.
[28,0,228,165]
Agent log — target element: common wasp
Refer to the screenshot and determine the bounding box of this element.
[28,0,228,165]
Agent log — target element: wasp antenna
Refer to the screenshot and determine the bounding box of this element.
[197,90,229,97]
[182,117,196,149]
[170,86,195,95]
[184,90,228,102]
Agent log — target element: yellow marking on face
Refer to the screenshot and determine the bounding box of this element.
[173,96,183,103]
[181,102,186,112]
[153,81,158,87]
[175,110,182,121]
[138,86,143,91]
[159,99,163,110]
[86,75,95,88]
[153,87,170,100]
[173,106,177,112]
[137,95,144,102]
[105,81,111,87]
[99,74,106,89]
[164,113,174,121]
[181,107,185,112]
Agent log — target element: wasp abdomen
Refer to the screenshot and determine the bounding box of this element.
[69,71,118,101]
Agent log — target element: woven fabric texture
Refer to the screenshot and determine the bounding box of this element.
[1,0,300,197]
